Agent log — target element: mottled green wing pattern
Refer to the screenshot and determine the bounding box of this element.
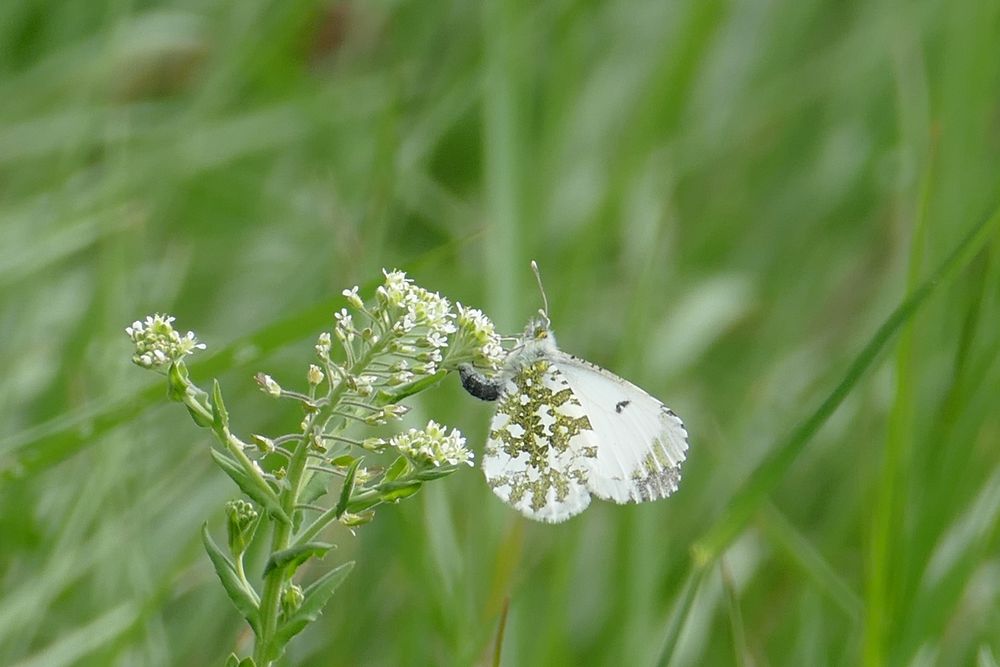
[482,358,600,523]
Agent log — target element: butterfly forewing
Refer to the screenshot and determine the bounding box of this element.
[553,354,688,504]
[482,357,600,523]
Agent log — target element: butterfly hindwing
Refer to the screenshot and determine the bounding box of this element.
[482,357,600,523]
[553,353,688,505]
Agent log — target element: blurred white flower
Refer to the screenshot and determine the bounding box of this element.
[342,285,364,309]
[334,308,355,343]
[256,373,282,397]
[377,269,413,307]
[315,332,332,358]
[454,302,506,371]
[126,313,206,369]
[390,420,472,467]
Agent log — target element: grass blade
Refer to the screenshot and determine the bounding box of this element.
[654,568,705,667]
[691,202,1000,567]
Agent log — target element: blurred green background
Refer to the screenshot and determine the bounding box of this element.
[2,0,999,665]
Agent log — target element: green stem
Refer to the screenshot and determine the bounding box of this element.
[292,370,452,547]
[375,369,448,405]
[254,428,309,665]
[294,487,385,547]
[182,386,282,517]
[253,338,392,665]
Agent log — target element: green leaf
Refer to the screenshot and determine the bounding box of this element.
[211,380,229,432]
[201,524,261,636]
[209,449,289,524]
[335,459,361,519]
[299,471,329,507]
[376,369,448,403]
[691,203,1000,568]
[346,495,381,513]
[329,454,356,467]
[378,480,422,502]
[414,465,459,481]
[185,402,214,429]
[654,568,705,666]
[224,654,254,667]
[167,362,189,402]
[383,456,408,482]
[263,542,335,577]
[273,561,355,648]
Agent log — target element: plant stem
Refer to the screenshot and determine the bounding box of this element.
[253,338,390,664]
[254,430,307,666]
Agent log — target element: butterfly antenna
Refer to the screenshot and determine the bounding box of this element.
[530,260,550,326]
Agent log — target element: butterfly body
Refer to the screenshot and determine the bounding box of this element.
[462,316,689,523]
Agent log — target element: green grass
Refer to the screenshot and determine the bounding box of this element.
[2,1,999,665]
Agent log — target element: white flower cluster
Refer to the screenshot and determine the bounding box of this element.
[329,269,505,385]
[390,420,472,467]
[126,314,206,369]
[372,270,457,376]
[454,303,506,371]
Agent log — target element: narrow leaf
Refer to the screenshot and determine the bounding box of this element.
[201,524,261,636]
[212,380,229,431]
[376,369,448,403]
[492,597,510,667]
[383,456,408,482]
[346,495,381,513]
[299,471,329,507]
[167,362,188,402]
[273,561,355,647]
[263,542,335,577]
[691,203,1000,566]
[378,480,422,502]
[414,465,459,481]
[329,454,356,467]
[185,402,214,429]
[654,568,705,666]
[210,449,289,524]
[335,459,361,519]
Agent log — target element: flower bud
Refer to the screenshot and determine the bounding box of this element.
[255,373,282,397]
[342,286,364,309]
[225,499,258,556]
[281,583,304,617]
[251,434,275,454]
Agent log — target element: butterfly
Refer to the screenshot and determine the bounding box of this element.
[459,262,689,523]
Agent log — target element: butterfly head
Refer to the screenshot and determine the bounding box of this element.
[524,314,552,340]
[519,312,557,354]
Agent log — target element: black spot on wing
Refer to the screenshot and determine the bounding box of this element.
[615,400,630,413]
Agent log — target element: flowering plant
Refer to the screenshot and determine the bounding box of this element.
[126,270,504,666]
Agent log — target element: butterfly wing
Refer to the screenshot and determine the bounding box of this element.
[553,353,688,504]
[482,357,600,523]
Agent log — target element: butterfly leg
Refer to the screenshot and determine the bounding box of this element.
[458,364,503,401]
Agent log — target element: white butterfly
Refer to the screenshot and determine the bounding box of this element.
[459,263,689,523]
